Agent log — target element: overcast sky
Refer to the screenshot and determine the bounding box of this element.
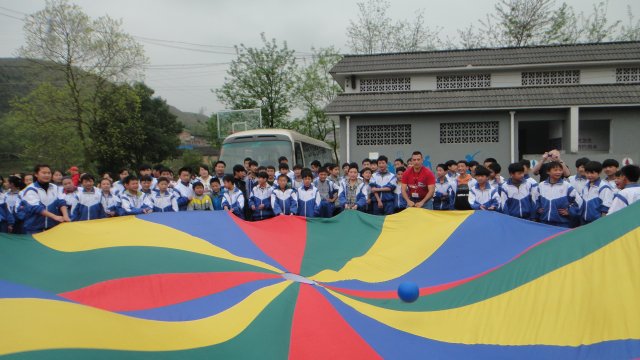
[0,0,637,115]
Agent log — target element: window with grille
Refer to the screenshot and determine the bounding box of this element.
[439,122,499,144]
[360,78,411,92]
[521,70,580,86]
[436,74,491,89]
[356,124,412,146]
[616,67,640,83]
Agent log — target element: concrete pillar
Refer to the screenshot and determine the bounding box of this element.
[509,111,516,163]
[569,106,579,153]
[345,115,351,163]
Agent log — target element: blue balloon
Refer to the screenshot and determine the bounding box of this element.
[397,281,420,303]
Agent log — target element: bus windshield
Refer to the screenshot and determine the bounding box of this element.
[220,140,293,168]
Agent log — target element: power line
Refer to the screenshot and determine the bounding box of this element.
[0,11,23,21]
[0,5,26,15]
[133,35,235,50]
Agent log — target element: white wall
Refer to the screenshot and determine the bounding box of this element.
[352,66,623,92]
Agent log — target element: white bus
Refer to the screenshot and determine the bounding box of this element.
[219,129,335,168]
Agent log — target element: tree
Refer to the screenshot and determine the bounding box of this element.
[132,83,183,165]
[479,0,558,47]
[458,0,630,48]
[90,84,145,174]
[7,83,84,170]
[19,0,147,167]
[216,33,298,128]
[346,0,440,54]
[619,6,640,40]
[580,1,621,43]
[89,83,183,174]
[292,47,343,160]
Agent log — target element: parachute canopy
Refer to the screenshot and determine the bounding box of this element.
[1,203,639,359]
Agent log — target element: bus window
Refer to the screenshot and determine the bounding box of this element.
[301,142,334,165]
[294,142,304,166]
[220,140,293,168]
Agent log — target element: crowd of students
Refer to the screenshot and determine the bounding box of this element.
[0,148,639,235]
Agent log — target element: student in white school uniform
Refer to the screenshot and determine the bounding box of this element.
[221,175,245,219]
[602,159,620,194]
[173,167,194,211]
[72,174,105,221]
[369,156,397,215]
[151,177,179,213]
[249,172,274,220]
[608,165,640,214]
[579,161,614,224]
[119,175,153,216]
[272,174,298,216]
[468,166,500,211]
[99,178,120,217]
[20,165,71,234]
[297,169,321,217]
[567,157,590,195]
[531,161,583,228]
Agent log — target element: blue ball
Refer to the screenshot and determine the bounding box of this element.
[397,281,420,303]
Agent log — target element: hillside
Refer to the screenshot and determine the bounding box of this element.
[0,58,67,115]
[168,105,210,135]
[0,58,208,135]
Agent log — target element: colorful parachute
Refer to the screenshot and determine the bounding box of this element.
[1,203,639,359]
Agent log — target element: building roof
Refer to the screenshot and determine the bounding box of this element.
[324,84,640,115]
[330,42,640,74]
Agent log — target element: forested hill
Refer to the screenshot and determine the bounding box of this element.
[0,58,65,115]
[0,58,208,133]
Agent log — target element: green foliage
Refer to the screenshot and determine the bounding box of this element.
[89,83,183,174]
[178,150,204,174]
[291,47,342,140]
[133,83,183,165]
[19,0,147,167]
[216,33,298,128]
[89,84,145,174]
[6,83,84,171]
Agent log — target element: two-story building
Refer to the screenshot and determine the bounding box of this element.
[325,41,640,169]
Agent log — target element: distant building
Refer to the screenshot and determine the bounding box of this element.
[325,41,640,168]
[178,130,219,163]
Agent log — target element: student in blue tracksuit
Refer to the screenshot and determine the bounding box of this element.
[339,164,368,212]
[520,159,539,188]
[222,175,245,219]
[99,178,120,217]
[119,175,153,216]
[297,169,321,218]
[250,172,275,221]
[468,165,500,211]
[20,164,71,234]
[370,155,397,215]
[72,174,105,221]
[314,167,340,218]
[151,177,179,212]
[568,157,590,195]
[6,176,25,233]
[580,161,614,224]
[173,167,194,211]
[394,167,407,212]
[112,168,129,196]
[209,178,225,211]
[608,165,640,214]
[499,162,535,219]
[532,161,583,227]
[433,164,455,210]
[272,174,298,216]
[0,191,14,233]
